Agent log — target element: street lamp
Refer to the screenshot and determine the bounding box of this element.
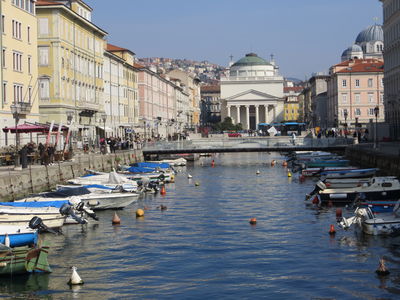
[343,110,348,138]
[101,113,107,139]
[374,106,379,149]
[10,104,22,169]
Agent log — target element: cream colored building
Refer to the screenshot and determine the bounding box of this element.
[104,44,138,138]
[0,0,39,146]
[36,0,107,146]
[221,53,285,130]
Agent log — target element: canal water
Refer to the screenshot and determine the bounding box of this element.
[1,153,400,299]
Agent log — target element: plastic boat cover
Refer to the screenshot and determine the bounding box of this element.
[45,187,92,197]
[131,162,170,169]
[0,200,69,208]
[126,166,155,173]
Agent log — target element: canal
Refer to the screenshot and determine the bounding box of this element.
[1,153,400,299]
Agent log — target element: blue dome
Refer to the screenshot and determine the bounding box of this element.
[356,25,383,43]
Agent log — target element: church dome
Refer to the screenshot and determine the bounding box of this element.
[356,25,383,43]
[232,53,271,67]
[341,44,363,56]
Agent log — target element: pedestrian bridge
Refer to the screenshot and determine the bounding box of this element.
[142,137,352,155]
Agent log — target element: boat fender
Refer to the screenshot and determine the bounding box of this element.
[87,200,99,207]
[317,181,327,190]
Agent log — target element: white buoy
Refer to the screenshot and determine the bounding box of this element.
[256,170,260,175]
[68,266,84,285]
[188,174,193,179]
[4,234,10,247]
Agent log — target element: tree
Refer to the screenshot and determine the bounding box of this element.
[213,117,242,132]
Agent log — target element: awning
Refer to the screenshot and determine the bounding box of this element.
[2,123,69,134]
[96,126,113,133]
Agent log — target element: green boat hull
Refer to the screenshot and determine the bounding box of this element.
[0,245,51,275]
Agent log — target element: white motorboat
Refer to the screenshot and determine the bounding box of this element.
[68,171,138,192]
[0,206,66,228]
[148,158,187,166]
[339,206,400,235]
[321,168,378,179]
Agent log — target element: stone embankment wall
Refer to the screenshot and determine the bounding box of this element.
[0,150,144,202]
[345,146,400,177]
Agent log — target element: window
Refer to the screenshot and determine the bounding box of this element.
[342,94,347,103]
[355,93,361,104]
[38,18,49,35]
[27,26,30,43]
[1,15,4,33]
[12,51,22,71]
[355,79,360,87]
[368,78,373,87]
[28,56,31,74]
[39,78,50,99]
[342,79,347,87]
[12,20,22,39]
[380,93,384,103]
[342,108,348,117]
[354,108,361,116]
[369,108,374,116]
[2,48,5,68]
[2,82,6,104]
[13,84,23,103]
[39,47,49,66]
[368,93,374,103]
[28,86,32,103]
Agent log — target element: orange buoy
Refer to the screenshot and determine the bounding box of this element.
[271,160,276,166]
[136,209,144,217]
[249,218,257,225]
[336,208,343,220]
[160,185,166,195]
[376,258,390,276]
[211,160,215,168]
[329,224,336,235]
[282,161,288,167]
[112,212,121,225]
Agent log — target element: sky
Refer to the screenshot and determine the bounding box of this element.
[88,0,382,80]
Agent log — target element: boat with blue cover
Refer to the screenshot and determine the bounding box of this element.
[321,168,378,179]
[0,226,38,247]
[304,159,350,168]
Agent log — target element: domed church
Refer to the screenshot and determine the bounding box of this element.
[220,53,285,130]
[341,24,384,61]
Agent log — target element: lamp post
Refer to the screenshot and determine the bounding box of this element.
[343,110,348,138]
[374,106,379,149]
[11,104,22,169]
[101,113,107,139]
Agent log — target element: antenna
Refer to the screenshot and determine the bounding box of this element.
[229,54,234,62]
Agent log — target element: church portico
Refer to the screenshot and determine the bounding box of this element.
[221,53,285,131]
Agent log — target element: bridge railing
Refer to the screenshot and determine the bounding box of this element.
[142,137,353,152]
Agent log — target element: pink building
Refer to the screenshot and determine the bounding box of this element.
[136,64,176,138]
[327,59,384,128]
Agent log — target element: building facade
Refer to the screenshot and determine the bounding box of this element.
[0,0,39,146]
[200,84,221,126]
[309,75,329,128]
[327,59,385,129]
[103,44,138,138]
[36,0,107,146]
[380,0,400,139]
[283,87,303,122]
[220,53,285,130]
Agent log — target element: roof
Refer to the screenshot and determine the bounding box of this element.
[36,0,63,6]
[341,44,363,57]
[284,86,303,93]
[356,24,383,43]
[232,53,271,67]
[133,63,145,69]
[201,85,220,93]
[335,59,384,73]
[106,43,135,55]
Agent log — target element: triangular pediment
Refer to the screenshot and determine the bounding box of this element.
[226,89,281,101]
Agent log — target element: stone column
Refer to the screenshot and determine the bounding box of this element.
[265,105,269,123]
[236,105,240,124]
[255,105,259,128]
[227,105,231,118]
[273,105,276,122]
[245,105,250,130]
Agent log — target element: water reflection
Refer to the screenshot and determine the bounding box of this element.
[0,274,50,299]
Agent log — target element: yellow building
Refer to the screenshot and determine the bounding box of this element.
[104,44,138,138]
[0,0,39,146]
[36,0,107,147]
[283,87,302,121]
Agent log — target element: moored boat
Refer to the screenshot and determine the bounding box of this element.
[0,226,38,247]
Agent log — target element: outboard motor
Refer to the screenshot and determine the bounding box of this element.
[59,203,87,225]
[29,216,59,234]
[148,181,160,193]
[75,202,99,221]
[305,180,326,200]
